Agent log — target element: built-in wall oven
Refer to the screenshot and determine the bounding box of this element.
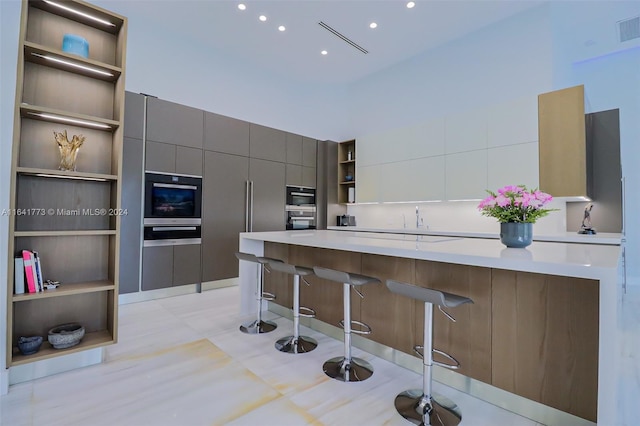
[285,186,316,230]
[144,171,202,246]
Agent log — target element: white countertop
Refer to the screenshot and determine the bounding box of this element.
[241,230,621,281]
[327,225,623,245]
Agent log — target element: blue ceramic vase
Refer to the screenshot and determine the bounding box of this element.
[500,222,532,248]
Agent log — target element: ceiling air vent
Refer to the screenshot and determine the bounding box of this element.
[318,21,368,54]
[618,16,640,42]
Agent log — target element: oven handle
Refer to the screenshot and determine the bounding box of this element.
[144,238,202,247]
[290,192,315,197]
[151,226,197,231]
[153,183,198,190]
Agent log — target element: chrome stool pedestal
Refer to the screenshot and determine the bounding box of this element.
[235,252,278,334]
[386,280,473,426]
[313,267,380,382]
[268,260,318,354]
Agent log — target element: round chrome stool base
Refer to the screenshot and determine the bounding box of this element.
[239,319,277,334]
[275,335,318,354]
[323,356,374,382]
[394,389,462,426]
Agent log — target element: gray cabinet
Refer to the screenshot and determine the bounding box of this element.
[142,246,174,291]
[119,136,144,294]
[124,92,145,140]
[302,137,317,167]
[176,146,203,176]
[302,166,316,188]
[145,140,175,173]
[250,124,286,162]
[204,112,250,156]
[173,244,202,286]
[286,164,303,186]
[202,151,249,282]
[146,97,204,148]
[250,158,286,232]
[286,133,303,165]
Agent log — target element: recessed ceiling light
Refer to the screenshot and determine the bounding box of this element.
[259,15,267,22]
[406,1,416,8]
[238,3,246,11]
[278,25,286,32]
[321,50,328,55]
[369,22,377,29]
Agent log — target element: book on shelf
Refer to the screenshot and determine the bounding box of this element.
[22,250,37,293]
[14,257,25,295]
[33,251,44,292]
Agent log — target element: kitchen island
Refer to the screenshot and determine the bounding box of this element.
[239,230,622,426]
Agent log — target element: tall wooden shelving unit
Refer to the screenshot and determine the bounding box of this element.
[337,139,356,204]
[6,0,126,367]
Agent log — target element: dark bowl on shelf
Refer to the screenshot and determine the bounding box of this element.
[345,175,353,181]
[48,323,85,349]
[18,336,43,355]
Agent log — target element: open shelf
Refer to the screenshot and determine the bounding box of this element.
[17,167,117,181]
[20,103,119,132]
[11,329,114,366]
[12,280,115,302]
[14,230,116,237]
[30,0,125,34]
[24,41,121,82]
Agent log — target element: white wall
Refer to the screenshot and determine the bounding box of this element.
[92,1,351,142]
[0,0,21,396]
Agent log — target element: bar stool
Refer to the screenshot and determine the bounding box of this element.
[267,260,318,354]
[312,266,381,382]
[386,279,473,426]
[235,252,278,334]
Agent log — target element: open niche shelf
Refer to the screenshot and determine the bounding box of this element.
[338,139,356,204]
[6,0,127,368]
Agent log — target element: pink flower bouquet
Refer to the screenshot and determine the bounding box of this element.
[477,185,555,223]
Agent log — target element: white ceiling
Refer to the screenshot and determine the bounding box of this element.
[106,0,545,85]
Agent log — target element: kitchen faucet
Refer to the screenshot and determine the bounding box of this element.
[416,206,421,228]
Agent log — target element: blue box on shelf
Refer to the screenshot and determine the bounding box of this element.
[62,34,89,58]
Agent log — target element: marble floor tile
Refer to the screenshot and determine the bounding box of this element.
[1,286,549,426]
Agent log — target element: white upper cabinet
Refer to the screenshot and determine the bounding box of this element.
[445,110,488,154]
[445,151,488,200]
[487,96,538,147]
[356,164,381,203]
[487,142,539,190]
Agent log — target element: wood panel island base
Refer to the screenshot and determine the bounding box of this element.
[239,231,622,426]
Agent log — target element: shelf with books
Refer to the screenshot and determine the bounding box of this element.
[11,329,114,366]
[6,0,126,368]
[13,280,115,302]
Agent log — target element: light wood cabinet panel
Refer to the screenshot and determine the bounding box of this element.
[538,85,587,197]
[491,270,598,422]
[361,254,416,355]
[249,124,286,162]
[146,97,204,148]
[415,260,492,384]
[145,141,175,173]
[289,246,361,328]
[445,151,488,200]
[204,112,250,156]
[487,142,539,191]
[176,146,203,176]
[286,133,303,165]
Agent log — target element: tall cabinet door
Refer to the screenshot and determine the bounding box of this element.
[249,158,286,232]
[202,151,249,281]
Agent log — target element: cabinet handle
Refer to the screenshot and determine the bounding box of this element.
[249,180,254,232]
[245,180,250,232]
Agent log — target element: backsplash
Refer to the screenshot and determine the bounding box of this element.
[346,198,568,235]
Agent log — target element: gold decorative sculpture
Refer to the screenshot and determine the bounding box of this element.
[53,130,85,171]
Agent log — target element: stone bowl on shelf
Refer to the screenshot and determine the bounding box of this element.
[17,336,43,355]
[48,323,85,349]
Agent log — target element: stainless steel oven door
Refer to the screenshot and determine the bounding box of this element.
[143,224,201,246]
[286,205,316,230]
[286,186,316,206]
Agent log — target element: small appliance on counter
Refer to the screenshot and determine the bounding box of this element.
[337,215,356,226]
